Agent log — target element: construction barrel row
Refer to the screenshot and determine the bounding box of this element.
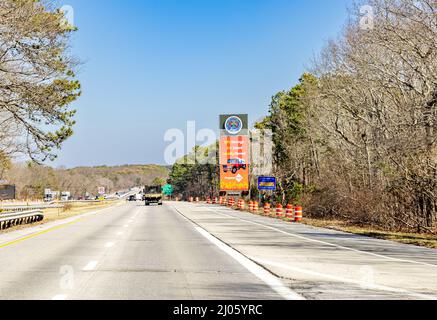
[186,196,303,222]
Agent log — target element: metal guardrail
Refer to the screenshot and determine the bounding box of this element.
[0,199,112,212]
[57,200,101,205]
[0,205,63,213]
[0,210,44,230]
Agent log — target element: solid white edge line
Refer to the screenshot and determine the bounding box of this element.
[203,205,437,269]
[252,258,437,300]
[193,226,305,301]
[105,242,115,248]
[52,294,67,300]
[178,203,437,299]
[83,261,99,271]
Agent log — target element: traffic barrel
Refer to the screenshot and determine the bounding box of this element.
[294,206,303,222]
[286,204,294,220]
[228,197,235,207]
[263,203,271,216]
[219,197,224,205]
[253,202,259,214]
[249,201,254,212]
[276,204,283,218]
[195,197,199,203]
[237,199,242,210]
[206,197,211,204]
[189,197,194,203]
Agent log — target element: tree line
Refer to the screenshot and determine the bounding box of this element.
[3,163,169,200]
[171,0,436,233]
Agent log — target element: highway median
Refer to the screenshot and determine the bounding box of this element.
[0,200,122,233]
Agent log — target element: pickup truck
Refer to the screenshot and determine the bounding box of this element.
[222,159,247,174]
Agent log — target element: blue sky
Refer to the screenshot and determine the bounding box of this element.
[53,0,351,168]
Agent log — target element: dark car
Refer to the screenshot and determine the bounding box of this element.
[222,159,247,174]
[128,195,136,202]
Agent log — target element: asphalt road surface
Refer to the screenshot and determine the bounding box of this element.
[0,202,436,300]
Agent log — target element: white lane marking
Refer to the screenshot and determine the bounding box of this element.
[52,294,67,300]
[83,261,98,271]
[105,242,115,248]
[194,226,305,300]
[203,206,437,269]
[253,258,437,300]
[117,232,124,236]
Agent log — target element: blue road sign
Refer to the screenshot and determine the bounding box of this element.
[258,177,277,191]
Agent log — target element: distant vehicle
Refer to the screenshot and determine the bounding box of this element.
[135,194,142,201]
[128,195,136,202]
[222,159,247,174]
[61,191,71,201]
[143,185,163,206]
[44,194,54,202]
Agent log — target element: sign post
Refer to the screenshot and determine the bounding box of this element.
[257,176,277,205]
[219,115,250,194]
[98,187,106,199]
[257,177,277,191]
[163,184,174,197]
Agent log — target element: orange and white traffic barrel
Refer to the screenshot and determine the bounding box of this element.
[294,206,303,222]
[286,204,294,220]
[228,197,234,207]
[237,199,244,210]
[253,202,259,214]
[264,203,271,216]
[276,204,283,218]
[249,201,254,212]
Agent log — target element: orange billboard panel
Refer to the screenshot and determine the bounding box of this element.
[219,136,250,165]
[220,164,249,192]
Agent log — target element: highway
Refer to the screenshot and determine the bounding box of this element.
[0,201,436,300]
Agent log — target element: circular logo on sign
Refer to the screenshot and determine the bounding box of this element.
[225,116,243,135]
